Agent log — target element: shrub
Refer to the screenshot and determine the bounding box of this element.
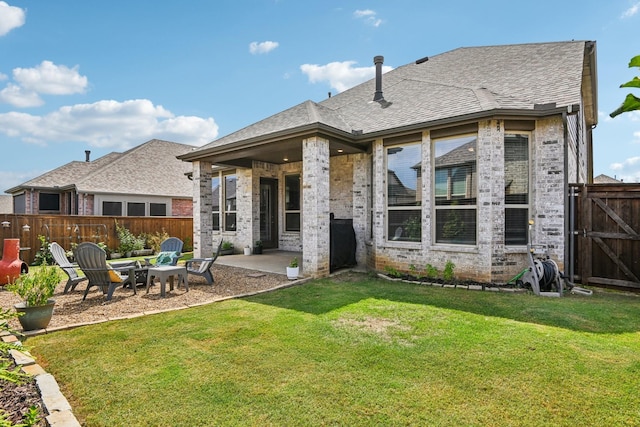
[443,260,456,282]
[32,235,53,266]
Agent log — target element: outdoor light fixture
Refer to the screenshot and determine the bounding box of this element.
[22,224,30,232]
[1,221,9,228]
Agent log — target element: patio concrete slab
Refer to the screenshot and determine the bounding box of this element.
[215,250,302,276]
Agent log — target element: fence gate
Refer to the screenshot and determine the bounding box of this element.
[573,183,640,291]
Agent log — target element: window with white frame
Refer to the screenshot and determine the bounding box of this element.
[433,134,477,245]
[504,133,530,245]
[285,174,300,232]
[386,142,422,242]
[224,174,237,231]
[212,176,220,231]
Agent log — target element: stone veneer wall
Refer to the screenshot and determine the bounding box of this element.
[192,160,213,259]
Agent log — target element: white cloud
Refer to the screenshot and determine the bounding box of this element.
[300,60,393,93]
[0,72,7,81]
[249,41,279,55]
[0,1,25,36]
[0,83,43,107]
[0,99,218,148]
[0,61,89,107]
[354,9,383,27]
[621,2,640,18]
[13,61,88,95]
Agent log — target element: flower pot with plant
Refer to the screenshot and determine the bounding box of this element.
[244,245,252,256]
[253,240,263,255]
[7,262,62,330]
[220,240,234,256]
[286,257,299,280]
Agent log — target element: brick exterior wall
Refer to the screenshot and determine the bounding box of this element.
[171,198,193,217]
[192,160,214,259]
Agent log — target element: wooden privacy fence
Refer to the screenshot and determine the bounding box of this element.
[0,214,193,266]
[571,183,640,292]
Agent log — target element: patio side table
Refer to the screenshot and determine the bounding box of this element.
[146,265,189,297]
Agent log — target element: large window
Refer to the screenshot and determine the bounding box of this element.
[39,193,60,212]
[434,135,477,245]
[285,175,301,232]
[212,176,221,231]
[224,174,237,231]
[386,142,421,242]
[504,133,530,245]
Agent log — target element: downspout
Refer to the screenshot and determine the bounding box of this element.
[562,110,574,284]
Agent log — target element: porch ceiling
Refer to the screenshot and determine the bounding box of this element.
[200,137,368,168]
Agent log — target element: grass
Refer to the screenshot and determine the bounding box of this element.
[27,273,640,426]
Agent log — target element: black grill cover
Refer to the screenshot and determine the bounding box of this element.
[330,218,357,272]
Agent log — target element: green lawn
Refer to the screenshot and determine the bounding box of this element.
[28,273,640,426]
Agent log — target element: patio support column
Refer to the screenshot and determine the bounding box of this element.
[192,160,214,258]
[302,136,330,277]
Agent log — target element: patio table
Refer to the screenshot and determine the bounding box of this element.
[146,265,188,297]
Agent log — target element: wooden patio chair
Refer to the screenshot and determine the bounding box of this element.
[49,242,88,294]
[75,242,136,301]
[144,237,184,266]
[185,240,222,285]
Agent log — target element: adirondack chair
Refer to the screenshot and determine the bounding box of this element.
[185,240,222,285]
[75,242,135,301]
[144,237,184,266]
[49,242,88,294]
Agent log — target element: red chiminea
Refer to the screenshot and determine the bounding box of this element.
[0,239,29,285]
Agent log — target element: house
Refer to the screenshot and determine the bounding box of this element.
[6,139,196,217]
[178,41,598,283]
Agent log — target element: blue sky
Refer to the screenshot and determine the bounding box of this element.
[1,0,639,192]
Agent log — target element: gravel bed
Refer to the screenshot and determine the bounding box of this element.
[0,264,292,331]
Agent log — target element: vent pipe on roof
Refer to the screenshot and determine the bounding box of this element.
[85,150,90,162]
[373,55,384,102]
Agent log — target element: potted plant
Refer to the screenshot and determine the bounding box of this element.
[286,257,299,280]
[253,240,263,255]
[7,262,62,330]
[220,240,234,256]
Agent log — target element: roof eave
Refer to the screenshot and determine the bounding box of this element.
[178,122,358,162]
[357,106,578,141]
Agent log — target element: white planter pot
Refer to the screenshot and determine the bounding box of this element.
[244,247,252,256]
[286,266,299,280]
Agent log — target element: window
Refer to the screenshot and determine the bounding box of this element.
[504,133,529,245]
[386,142,421,242]
[13,194,25,214]
[39,193,60,212]
[285,175,300,232]
[434,135,477,245]
[224,174,236,231]
[212,176,220,230]
[150,203,166,216]
[102,201,122,216]
[127,202,145,216]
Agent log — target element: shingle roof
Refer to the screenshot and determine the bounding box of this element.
[7,139,196,197]
[188,40,593,157]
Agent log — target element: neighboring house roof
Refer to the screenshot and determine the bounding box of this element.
[593,174,622,183]
[0,195,12,213]
[6,139,197,198]
[179,40,597,165]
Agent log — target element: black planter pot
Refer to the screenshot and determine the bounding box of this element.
[253,247,263,255]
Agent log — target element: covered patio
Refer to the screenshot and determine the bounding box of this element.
[215,250,303,276]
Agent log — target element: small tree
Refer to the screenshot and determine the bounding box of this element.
[610,55,640,118]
